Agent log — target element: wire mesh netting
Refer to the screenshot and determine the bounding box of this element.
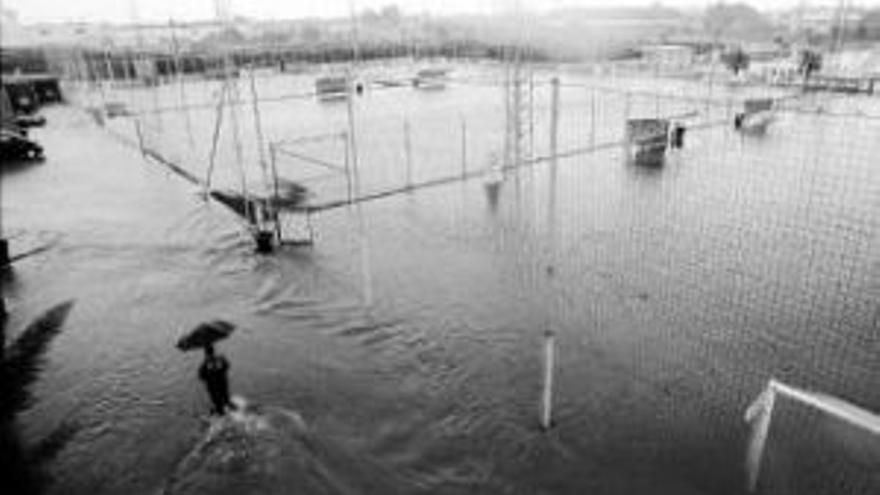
[61,52,879,493]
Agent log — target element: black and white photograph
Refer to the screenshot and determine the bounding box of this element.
[1,0,878,493]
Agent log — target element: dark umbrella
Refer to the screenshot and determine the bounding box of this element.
[176,320,236,351]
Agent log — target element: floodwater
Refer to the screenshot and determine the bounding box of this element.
[3,64,878,494]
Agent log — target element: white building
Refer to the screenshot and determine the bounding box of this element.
[640,44,695,70]
[1,7,38,47]
[3,14,272,51]
[779,6,863,37]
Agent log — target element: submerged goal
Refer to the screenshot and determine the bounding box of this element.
[745,379,879,494]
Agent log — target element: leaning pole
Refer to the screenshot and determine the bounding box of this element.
[0,162,8,318]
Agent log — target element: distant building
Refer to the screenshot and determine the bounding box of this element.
[26,22,110,47]
[1,7,37,47]
[640,44,695,69]
[824,48,880,77]
[743,42,785,62]
[751,57,801,85]
[1,15,289,50]
[779,6,863,38]
[23,21,229,49]
[857,9,880,39]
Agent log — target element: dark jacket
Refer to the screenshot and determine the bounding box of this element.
[199,354,230,388]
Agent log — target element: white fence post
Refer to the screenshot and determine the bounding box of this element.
[404,117,413,190]
[540,329,556,430]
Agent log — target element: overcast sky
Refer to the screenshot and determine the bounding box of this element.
[4,0,870,24]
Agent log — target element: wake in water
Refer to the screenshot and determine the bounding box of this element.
[160,397,395,495]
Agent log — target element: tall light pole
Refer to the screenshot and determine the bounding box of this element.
[1,90,8,317]
[214,0,233,24]
[0,170,6,267]
[0,169,7,269]
[1,86,11,272]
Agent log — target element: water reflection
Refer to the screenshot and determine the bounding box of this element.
[1,301,78,495]
[4,75,879,495]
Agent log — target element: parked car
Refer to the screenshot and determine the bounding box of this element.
[0,127,44,161]
[15,114,46,128]
[3,82,39,114]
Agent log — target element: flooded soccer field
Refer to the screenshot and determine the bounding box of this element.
[3,64,878,494]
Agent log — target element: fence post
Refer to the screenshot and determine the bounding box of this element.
[346,84,372,307]
[343,131,353,204]
[404,117,413,190]
[745,382,778,492]
[528,71,535,159]
[550,77,560,170]
[623,91,632,163]
[540,78,562,433]
[268,143,283,243]
[460,115,467,179]
[540,329,556,430]
[134,118,146,156]
[590,88,597,149]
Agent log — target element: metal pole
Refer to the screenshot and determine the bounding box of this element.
[124,49,136,112]
[590,88,597,149]
[404,118,413,190]
[503,62,511,172]
[706,47,716,119]
[0,106,7,310]
[513,63,523,173]
[134,118,146,156]
[549,78,560,172]
[205,80,227,192]
[346,77,372,306]
[0,165,7,268]
[528,71,535,159]
[460,115,467,179]
[269,143,282,242]
[0,157,4,239]
[540,329,556,430]
[148,53,162,134]
[745,384,776,492]
[345,81,361,194]
[539,78,562,433]
[623,91,632,163]
[169,18,194,147]
[248,66,271,195]
[348,0,361,65]
[343,131,353,204]
[103,50,115,89]
[227,71,251,226]
[94,53,108,108]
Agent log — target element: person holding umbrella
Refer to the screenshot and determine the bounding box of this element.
[200,343,234,415]
[177,320,237,415]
